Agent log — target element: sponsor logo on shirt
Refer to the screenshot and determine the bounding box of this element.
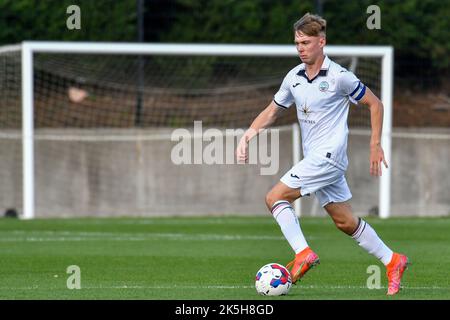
[299,104,316,124]
[301,105,312,118]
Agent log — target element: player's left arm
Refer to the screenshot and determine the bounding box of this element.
[358,88,389,176]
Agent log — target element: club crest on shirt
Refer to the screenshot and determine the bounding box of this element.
[319,81,329,92]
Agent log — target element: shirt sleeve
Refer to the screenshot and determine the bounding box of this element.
[273,72,295,109]
[338,70,366,102]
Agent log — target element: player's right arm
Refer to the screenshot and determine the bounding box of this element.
[236,69,295,163]
[236,101,284,163]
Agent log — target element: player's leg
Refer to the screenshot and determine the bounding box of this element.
[265,181,301,209]
[265,181,308,255]
[267,157,324,283]
[266,181,319,283]
[318,177,409,295]
[324,201,394,264]
[323,201,358,234]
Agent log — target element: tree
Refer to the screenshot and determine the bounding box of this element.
[0,0,136,44]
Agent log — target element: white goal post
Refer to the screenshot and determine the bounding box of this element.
[18,41,393,219]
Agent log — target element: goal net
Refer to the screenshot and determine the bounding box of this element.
[0,42,392,219]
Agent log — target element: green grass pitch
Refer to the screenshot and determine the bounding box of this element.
[0,216,449,300]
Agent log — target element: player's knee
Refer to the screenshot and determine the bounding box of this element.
[334,220,355,235]
[265,190,293,212]
[332,217,353,234]
[265,190,284,211]
[265,191,276,211]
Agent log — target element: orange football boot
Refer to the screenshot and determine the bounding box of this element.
[386,253,409,295]
[286,247,320,284]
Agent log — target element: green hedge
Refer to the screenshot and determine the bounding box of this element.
[162,0,449,71]
[1,0,448,71]
[0,0,136,43]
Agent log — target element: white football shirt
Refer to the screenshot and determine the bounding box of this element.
[273,55,366,171]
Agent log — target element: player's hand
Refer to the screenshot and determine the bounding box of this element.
[236,136,249,163]
[370,143,388,176]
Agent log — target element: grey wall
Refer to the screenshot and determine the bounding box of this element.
[0,127,448,218]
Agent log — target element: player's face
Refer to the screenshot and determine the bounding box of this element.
[294,31,325,65]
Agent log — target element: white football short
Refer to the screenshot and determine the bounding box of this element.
[280,152,352,207]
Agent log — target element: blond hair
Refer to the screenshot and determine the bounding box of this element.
[293,13,326,37]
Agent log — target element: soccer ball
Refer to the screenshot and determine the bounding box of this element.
[255,263,292,296]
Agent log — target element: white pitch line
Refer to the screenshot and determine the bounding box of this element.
[1,285,449,291]
[120,219,276,225]
[0,231,286,242]
[19,218,276,226]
